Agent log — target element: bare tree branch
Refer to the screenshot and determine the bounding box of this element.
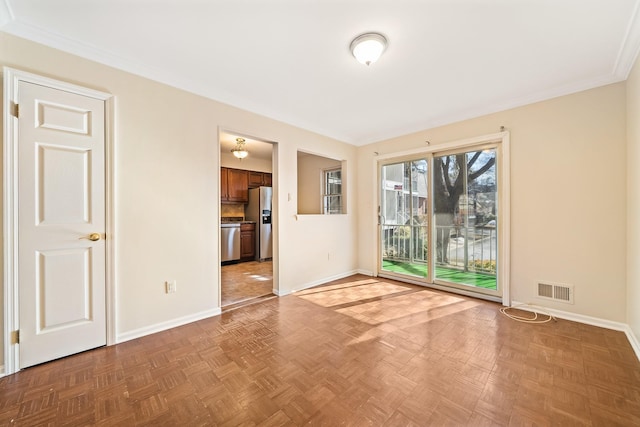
[469,157,495,181]
[467,151,482,168]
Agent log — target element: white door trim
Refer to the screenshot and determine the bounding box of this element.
[2,67,116,376]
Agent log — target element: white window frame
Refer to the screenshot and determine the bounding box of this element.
[322,167,342,214]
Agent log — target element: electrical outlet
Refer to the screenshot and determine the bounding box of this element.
[165,280,177,294]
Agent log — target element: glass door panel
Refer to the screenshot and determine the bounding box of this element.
[380,159,429,280]
[433,148,498,294]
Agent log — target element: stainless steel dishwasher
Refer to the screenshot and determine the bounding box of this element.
[221,223,241,262]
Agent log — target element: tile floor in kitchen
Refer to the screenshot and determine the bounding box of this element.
[221,260,274,309]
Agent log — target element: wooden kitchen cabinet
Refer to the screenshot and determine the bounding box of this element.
[227,169,248,202]
[240,223,256,260]
[248,171,273,188]
[248,171,264,188]
[220,168,229,200]
[221,168,248,203]
[221,168,271,203]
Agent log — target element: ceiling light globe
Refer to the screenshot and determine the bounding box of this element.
[231,137,249,159]
[350,33,387,66]
[232,149,248,159]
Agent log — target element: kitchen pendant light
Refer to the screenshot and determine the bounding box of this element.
[231,137,248,159]
[350,32,387,66]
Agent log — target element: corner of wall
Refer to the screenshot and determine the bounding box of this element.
[626,51,640,349]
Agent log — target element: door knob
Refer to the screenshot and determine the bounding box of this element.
[80,233,102,241]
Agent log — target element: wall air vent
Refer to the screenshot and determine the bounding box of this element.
[537,282,574,304]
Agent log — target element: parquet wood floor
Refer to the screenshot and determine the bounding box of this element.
[2,274,640,426]
[221,261,273,307]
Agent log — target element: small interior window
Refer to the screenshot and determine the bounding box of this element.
[297,151,345,214]
[323,167,342,214]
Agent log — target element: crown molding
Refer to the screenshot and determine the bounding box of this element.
[0,17,356,145]
[614,0,640,80]
[0,0,14,27]
[358,72,622,146]
[2,19,176,87]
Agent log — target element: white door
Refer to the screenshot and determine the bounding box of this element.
[18,81,106,368]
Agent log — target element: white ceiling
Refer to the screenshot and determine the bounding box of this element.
[1,0,639,146]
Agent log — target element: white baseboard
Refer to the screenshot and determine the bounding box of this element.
[623,325,640,362]
[116,270,357,344]
[116,307,221,344]
[0,364,4,379]
[272,287,288,297]
[291,270,359,293]
[356,269,375,276]
[511,300,640,362]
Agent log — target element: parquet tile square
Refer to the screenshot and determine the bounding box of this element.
[474,397,513,426]
[94,393,132,423]
[590,400,640,426]
[383,410,424,427]
[281,394,315,424]
[258,409,295,427]
[1,274,640,425]
[396,389,441,423]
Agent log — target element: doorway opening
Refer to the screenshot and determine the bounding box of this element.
[219,131,276,309]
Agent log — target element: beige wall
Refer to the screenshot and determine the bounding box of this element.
[357,83,628,322]
[220,151,272,172]
[627,55,640,343]
[0,33,359,366]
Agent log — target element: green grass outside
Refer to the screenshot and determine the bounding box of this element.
[382,259,497,290]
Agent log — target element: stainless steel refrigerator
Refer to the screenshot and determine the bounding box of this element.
[246,186,272,261]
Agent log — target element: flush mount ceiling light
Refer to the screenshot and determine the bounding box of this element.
[350,32,388,66]
[231,137,248,159]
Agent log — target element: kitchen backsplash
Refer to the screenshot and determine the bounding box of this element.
[221,204,245,219]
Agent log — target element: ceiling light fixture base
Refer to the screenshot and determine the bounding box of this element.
[350,32,388,66]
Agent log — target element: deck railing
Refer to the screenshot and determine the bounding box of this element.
[381,224,427,264]
[381,224,497,274]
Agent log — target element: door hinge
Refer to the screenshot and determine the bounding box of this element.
[11,102,19,118]
[11,330,19,344]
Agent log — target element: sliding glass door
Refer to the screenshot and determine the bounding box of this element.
[433,147,499,297]
[380,159,429,280]
[379,144,501,299]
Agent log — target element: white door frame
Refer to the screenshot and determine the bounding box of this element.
[2,67,116,376]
